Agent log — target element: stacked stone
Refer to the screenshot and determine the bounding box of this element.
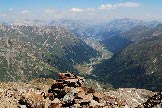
[45,73,127,108]
[17,72,129,108]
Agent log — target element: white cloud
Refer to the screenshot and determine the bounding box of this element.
[114,2,140,7]
[99,4,113,10]
[69,8,83,13]
[44,9,56,13]
[99,2,140,10]
[21,10,30,14]
[8,8,14,11]
[86,8,95,12]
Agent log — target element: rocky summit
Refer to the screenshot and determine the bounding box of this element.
[0,72,161,108]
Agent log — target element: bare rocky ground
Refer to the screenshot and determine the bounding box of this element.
[0,73,161,108]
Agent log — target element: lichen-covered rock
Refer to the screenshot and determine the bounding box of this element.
[63,92,75,103]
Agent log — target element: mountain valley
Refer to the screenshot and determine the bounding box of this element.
[0,18,162,92]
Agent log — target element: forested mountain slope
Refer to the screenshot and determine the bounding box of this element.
[0,24,98,81]
[91,24,162,91]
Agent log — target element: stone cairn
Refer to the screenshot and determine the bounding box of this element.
[18,72,127,108]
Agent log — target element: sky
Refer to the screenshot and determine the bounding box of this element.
[0,0,162,22]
